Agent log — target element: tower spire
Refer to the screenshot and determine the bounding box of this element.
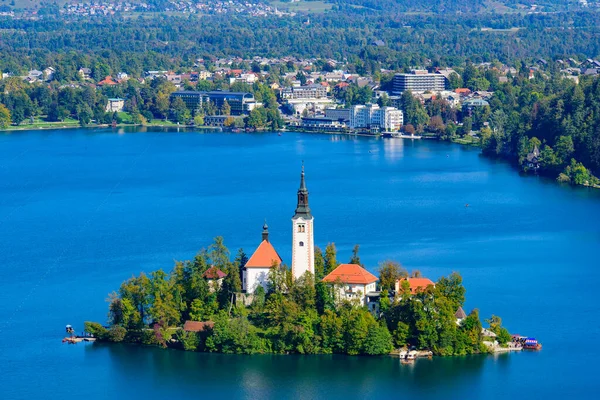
[262,220,269,242]
[294,163,311,218]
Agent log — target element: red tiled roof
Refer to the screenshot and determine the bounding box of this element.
[322,264,378,285]
[336,82,350,88]
[245,240,282,268]
[397,277,435,294]
[203,266,227,279]
[183,321,214,332]
[454,88,471,94]
[97,76,117,86]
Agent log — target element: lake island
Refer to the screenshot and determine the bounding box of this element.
[82,165,524,357]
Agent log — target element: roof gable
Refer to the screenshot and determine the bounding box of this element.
[245,240,282,268]
[398,277,435,294]
[322,263,378,285]
[203,266,227,279]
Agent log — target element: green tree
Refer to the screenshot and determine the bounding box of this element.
[314,246,325,280]
[221,99,231,116]
[170,97,190,124]
[0,104,11,128]
[324,243,338,275]
[378,260,407,292]
[349,244,362,266]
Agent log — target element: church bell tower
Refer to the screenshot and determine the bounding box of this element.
[291,164,315,280]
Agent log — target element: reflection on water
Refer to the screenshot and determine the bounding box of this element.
[86,342,492,398]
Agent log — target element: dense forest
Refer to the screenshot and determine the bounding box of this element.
[1,10,599,75]
[377,62,600,184]
[85,237,510,356]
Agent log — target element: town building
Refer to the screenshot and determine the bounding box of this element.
[455,306,467,325]
[392,70,448,94]
[300,116,346,131]
[170,91,257,115]
[350,104,403,132]
[105,98,125,113]
[282,83,328,100]
[322,263,378,305]
[242,223,282,294]
[203,266,227,293]
[291,165,315,280]
[395,277,435,295]
[525,145,541,171]
[79,68,91,80]
[324,108,351,123]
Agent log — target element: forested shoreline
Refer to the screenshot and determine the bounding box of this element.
[84,237,512,357]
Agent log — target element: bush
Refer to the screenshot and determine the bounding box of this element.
[107,325,127,342]
[84,321,108,340]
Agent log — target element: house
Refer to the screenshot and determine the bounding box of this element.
[43,67,55,81]
[203,266,227,292]
[117,72,129,81]
[322,263,378,305]
[395,277,435,295]
[455,306,467,325]
[97,76,118,86]
[106,98,125,113]
[79,68,91,80]
[242,223,282,294]
[183,321,215,332]
[454,88,471,97]
[525,145,540,171]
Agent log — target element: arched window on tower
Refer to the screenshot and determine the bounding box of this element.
[299,241,304,247]
[298,224,305,233]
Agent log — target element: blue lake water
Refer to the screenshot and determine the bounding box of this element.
[1,128,599,398]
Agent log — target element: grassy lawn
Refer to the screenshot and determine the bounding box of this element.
[2,117,81,131]
[453,135,480,146]
[147,119,178,126]
[269,1,333,13]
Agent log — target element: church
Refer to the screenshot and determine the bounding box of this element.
[242,165,315,293]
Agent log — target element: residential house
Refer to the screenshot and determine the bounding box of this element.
[455,306,467,325]
[97,76,118,86]
[43,67,55,81]
[79,68,91,80]
[525,145,541,171]
[395,277,435,295]
[203,266,227,292]
[322,263,378,306]
[105,98,125,113]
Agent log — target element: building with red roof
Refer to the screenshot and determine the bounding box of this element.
[97,76,118,86]
[395,277,435,295]
[242,223,282,294]
[322,263,378,305]
[203,266,227,292]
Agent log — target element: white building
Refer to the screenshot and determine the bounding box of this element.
[242,223,282,294]
[380,107,403,131]
[106,98,125,113]
[282,83,328,100]
[291,165,315,280]
[322,263,378,305]
[350,104,403,132]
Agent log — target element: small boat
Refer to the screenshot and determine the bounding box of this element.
[523,338,542,350]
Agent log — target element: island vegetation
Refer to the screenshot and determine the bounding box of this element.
[85,237,512,356]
